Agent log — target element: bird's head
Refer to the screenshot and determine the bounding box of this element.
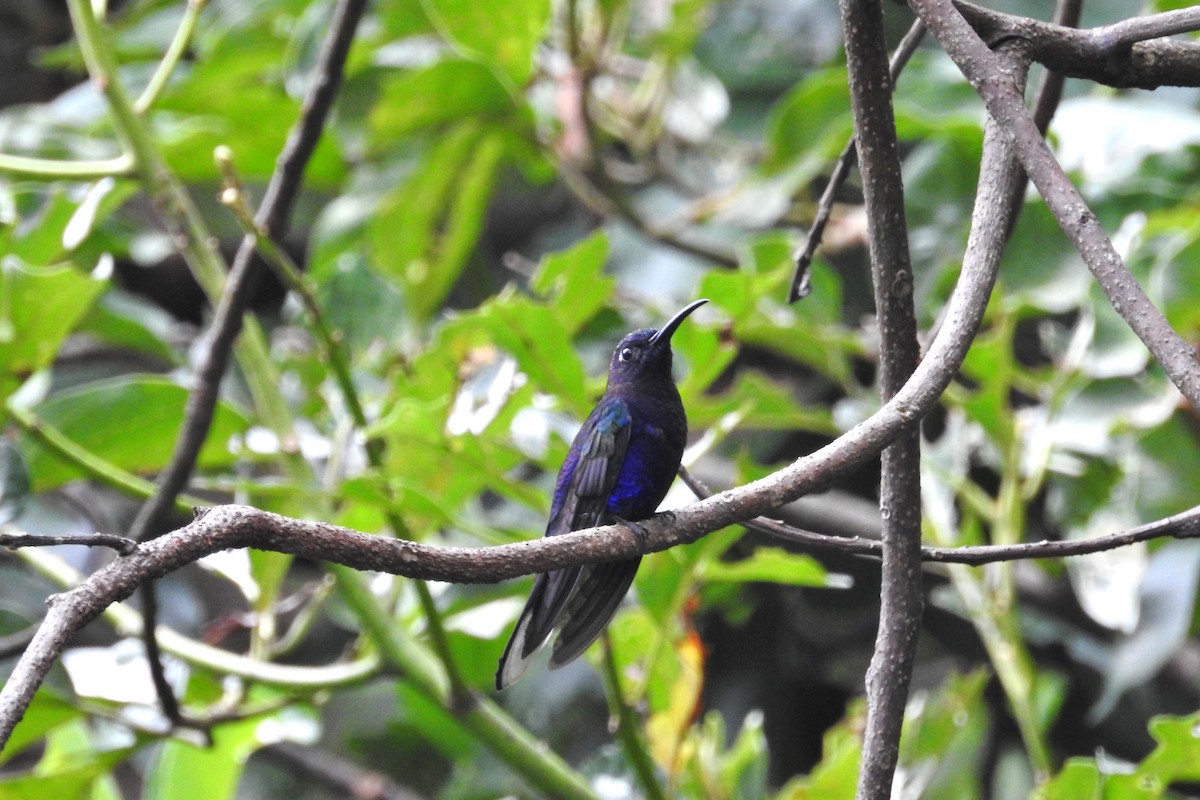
[606,299,707,389]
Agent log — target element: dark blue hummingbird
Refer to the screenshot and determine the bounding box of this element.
[496,299,707,689]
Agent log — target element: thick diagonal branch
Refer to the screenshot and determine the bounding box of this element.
[912,0,1200,411]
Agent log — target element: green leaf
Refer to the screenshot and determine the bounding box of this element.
[0,441,30,526]
[1137,712,1200,782]
[77,289,179,363]
[762,67,852,174]
[700,547,829,587]
[689,371,836,434]
[370,60,515,143]
[142,715,266,800]
[0,760,121,800]
[154,17,345,187]
[1035,713,1200,800]
[529,231,614,333]
[0,717,134,800]
[422,0,552,83]
[1034,760,1103,800]
[0,693,81,767]
[1000,201,1093,314]
[469,297,590,411]
[62,179,138,252]
[701,264,856,386]
[901,670,989,770]
[5,192,78,267]
[20,376,249,492]
[0,259,108,403]
[738,230,796,276]
[369,124,507,320]
[893,52,986,136]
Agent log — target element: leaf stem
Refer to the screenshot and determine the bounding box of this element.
[134,0,209,114]
[0,153,133,179]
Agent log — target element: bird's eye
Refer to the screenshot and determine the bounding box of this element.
[619,347,635,362]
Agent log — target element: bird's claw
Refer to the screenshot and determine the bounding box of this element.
[615,516,649,548]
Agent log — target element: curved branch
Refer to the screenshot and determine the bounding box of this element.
[6,467,1200,750]
[0,201,1002,751]
[912,0,1200,411]
[954,1,1200,88]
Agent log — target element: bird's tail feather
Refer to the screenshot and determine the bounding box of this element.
[549,557,641,669]
[495,566,580,689]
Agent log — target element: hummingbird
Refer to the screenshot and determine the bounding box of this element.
[496,299,707,689]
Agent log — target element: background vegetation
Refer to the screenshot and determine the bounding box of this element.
[1,0,1200,798]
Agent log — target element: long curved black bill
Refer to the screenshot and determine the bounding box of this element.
[648,299,708,345]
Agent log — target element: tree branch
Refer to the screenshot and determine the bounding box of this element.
[789,17,927,303]
[837,1,924,796]
[259,742,425,800]
[679,468,1200,565]
[0,180,1007,750]
[953,1,1200,88]
[124,0,368,733]
[911,0,1200,412]
[0,530,136,554]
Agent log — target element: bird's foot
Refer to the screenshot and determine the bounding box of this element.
[613,516,649,549]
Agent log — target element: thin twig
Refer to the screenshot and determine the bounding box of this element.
[1000,0,1083,241]
[562,168,740,266]
[260,742,426,800]
[679,467,1200,565]
[0,530,137,555]
[1060,3,1200,47]
[789,18,927,303]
